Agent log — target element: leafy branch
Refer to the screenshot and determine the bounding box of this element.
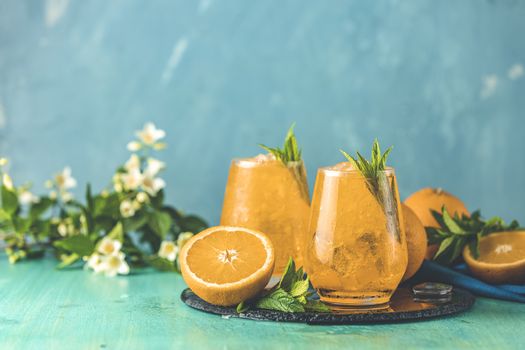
[237,258,330,313]
[426,207,522,265]
[0,123,208,276]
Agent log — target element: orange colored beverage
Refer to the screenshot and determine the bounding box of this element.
[220,155,310,274]
[305,163,407,308]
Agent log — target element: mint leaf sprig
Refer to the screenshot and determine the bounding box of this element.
[340,139,392,203]
[236,258,330,314]
[427,207,522,265]
[259,123,302,164]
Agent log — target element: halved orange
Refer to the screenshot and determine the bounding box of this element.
[179,226,275,306]
[463,231,525,284]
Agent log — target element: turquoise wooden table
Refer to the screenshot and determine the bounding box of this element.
[0,256,524,349]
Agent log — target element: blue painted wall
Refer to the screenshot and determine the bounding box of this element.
[0,0,524,225]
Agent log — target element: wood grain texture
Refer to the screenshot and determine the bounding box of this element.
[0,256,524,349]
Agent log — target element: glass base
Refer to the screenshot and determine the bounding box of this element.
[318,289,393,311]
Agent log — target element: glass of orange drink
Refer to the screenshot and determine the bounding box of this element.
[220,155,309,275]
[305,142,407,309]
[220,125,310,275]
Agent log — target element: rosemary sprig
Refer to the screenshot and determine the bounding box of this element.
[340,139,392,201]
[427,208,522,265]
[259,123,309,202]
[340,139,401,241]
[259,123,302,164]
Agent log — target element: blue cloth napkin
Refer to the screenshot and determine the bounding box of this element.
[410,260,525,303]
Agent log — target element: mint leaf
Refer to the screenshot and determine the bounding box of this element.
[304,300,331,313]
[289,279,310,298]
[278,257,296,292]
[255,289,305,313]
[236,258,331,314]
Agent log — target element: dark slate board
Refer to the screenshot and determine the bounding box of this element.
[180,287,475,325]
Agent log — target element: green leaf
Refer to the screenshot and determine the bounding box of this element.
[147,256,178,272]
[179,214,208,234]
[13,217,31,234]
[56,253,80,269]
[442,207,466,234]
[278,258,296,292]
[433,236,455,261]
[85,184,94,212]
[54,235,95,257]
[1,186,18,215]
[29,197,53,219]
[148,211,172,238]
[236,301,249,313]
[258,123,302,164]
[304,300,332,313]
[150,189,165,209]
[124,214,148,232]
[0,208,11,221]
[290,279,310,298]
[107,222,124,241]
[468,237,480,259]
[255,289,305,313]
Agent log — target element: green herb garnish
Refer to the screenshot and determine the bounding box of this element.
[259,123,309,202]
[236,258,331,314]
[427,208,522,265]
[340,139,392,202]
[259,123,302,164]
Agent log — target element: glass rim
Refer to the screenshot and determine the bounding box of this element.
[319,165,395,177]
[232,157,304,168]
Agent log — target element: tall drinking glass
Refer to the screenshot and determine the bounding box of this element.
[220,155,310,275]
[305,163,407,309]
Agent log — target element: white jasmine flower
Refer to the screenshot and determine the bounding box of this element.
[177,232,194,250]
[136,192,148,203]
[100,252,130,277]
[19,190,39,205]
[158,241,178,262]
[119,200,135,218]
[55,167,77,191]
[57,223,68,237]
[141,173,165,196]
[132,200,141,210]
[125,154,141,172]
[145,158,165,176]
[49,190,57,200]
[114,183,123,193]
[98,237,122,256]
[121,168,143,191]
[2,173,14,190]
[0,158,8,167]
[61,191,74,202]
[127,141,142,152]
[84,253,105,273]
[136,123,165,146]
